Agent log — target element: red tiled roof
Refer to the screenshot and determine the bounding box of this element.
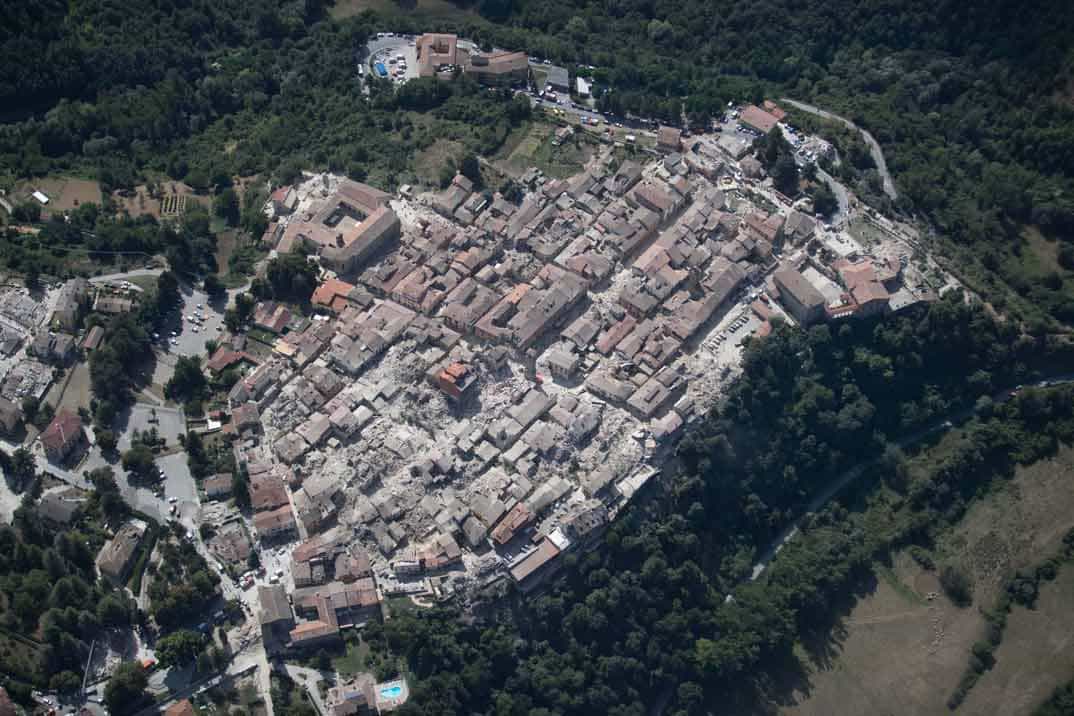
[41,409,82,453]
[740,105,780,134]
[312,278,356,309]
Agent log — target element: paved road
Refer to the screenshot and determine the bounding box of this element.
[815,165,850,228]
[89,268,164,284]
[748,375,1074,583]
[781,97,898,201]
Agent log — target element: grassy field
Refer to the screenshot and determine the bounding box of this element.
[959,565,1074,715]
[778,445,1074,716]
[332,633,373,676]
[777,551,980,716]
[491,122,595,179]
[412,138,465,188]
[54,361,92,414]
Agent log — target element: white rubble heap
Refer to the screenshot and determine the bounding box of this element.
[241,109,953,602]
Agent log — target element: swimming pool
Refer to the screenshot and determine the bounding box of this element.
[379,685,403,699]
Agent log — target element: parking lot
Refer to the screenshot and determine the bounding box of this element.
[117,403,185,451]
[156,451,197,513]
[167,287,226,357]
[150,286,225,386]
[366,34,419,84]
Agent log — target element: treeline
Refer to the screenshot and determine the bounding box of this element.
[1035,678,1074,716]
[948,528,1074,708]
[360,297,1074,716]
[0,203,216,280]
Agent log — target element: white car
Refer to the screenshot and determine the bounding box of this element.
[192,326,199,333]
[168,496,178,504]
[170,338,178,345]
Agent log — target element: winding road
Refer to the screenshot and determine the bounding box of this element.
[781,97,898,201]
[748,375,1074,583]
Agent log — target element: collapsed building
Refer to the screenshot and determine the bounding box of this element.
[248,132,931,610]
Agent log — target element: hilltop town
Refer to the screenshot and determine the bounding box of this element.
[0,33,955,716]
[225,95,945,652]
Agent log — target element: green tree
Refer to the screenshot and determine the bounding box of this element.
[233,471,251,511]
[97,428,118,453]
[262,252,318,304]
[812,184,838,217]
[459,153,482,188]
[3,447,37,492]
[97,593,133,627]
[204,273,226,300]
[773,153,800,196]
[940,564,974,607]
[165,356,208,404]
[214,188,240,226]
[156,271,182,315]
[156,629,206,668]
[88,466,127,523]
[121,444,156,482]
[104,662,148,716]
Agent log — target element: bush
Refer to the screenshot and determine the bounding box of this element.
[940,564,973,606]
[908,545,935,571]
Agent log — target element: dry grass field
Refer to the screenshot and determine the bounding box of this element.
[14,176,102,214]
[960,565,1074,715]
[778,446,1074,716]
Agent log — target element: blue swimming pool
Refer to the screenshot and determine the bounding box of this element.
[380,685,402,699]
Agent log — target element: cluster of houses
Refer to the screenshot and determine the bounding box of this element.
[226,106,937,631]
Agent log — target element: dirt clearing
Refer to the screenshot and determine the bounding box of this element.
[215,229,238,274]
[14,176,102,214]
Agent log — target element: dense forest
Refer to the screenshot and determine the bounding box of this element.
[0,0,528,193]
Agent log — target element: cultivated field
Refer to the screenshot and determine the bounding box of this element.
[778,445,1074,716]
[112,181,209,220]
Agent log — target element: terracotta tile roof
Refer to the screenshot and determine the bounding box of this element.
[41,409,82,454]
